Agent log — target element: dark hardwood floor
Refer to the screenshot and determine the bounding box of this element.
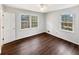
[1,33,79,55]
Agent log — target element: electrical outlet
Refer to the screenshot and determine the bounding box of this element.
[48,30,50,32]
[2,38,4,41]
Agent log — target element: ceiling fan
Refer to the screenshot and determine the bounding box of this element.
[40,4,47,12]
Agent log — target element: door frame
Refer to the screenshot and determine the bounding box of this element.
[3,11,16,44]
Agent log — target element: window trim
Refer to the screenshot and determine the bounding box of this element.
[60,14,74,33]
[20,14,39,30]
[21,15,30,29]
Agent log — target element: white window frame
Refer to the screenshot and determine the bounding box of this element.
[31,16,38,28]
[21,15,30,29]
[60,14,74,33]
[20,14,39,30]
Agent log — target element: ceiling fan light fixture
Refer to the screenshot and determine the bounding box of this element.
[40,4,47,12]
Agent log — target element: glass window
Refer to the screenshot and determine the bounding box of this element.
[21,15,30,29]
[31,16,38,28]
[61,14,73,31]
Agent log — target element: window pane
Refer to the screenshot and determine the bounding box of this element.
[21,22,30,29]
[61,15,73,31]
[21,15,29,21]
[21,15,30,29]
[31,16,38,28]
[31,22,38,27]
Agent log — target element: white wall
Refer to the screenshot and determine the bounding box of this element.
[46,6,79,45]
[0,5,3,54]
[0,5,1,54]
[4,6,46,40]
[4,5,79,45]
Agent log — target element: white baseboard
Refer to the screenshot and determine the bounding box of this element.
[46,32,79,45]
[0,43,2,54]
[0,47,1,54]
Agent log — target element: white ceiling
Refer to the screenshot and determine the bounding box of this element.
[4,4,78,13]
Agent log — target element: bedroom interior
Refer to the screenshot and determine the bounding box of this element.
[0,4,79,55]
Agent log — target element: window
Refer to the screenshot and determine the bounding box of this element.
[61,14,73,31]
[31,16,38,28]
[21,15,38,29]
[21,15,30,29]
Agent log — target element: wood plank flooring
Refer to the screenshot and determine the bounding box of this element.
[1,33,79,55]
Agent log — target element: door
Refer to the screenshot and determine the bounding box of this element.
[3,12,15,44]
